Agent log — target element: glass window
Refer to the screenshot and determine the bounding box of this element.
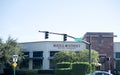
[116,52,120,58]
[33,59,43,69]
[103,73,109,75]
[33,51,43,57]
[116,60,120,71]
[20,52,29,69]
[96,73,102,75]
[50,51,59,69]
[24,52,29,58]
[50,51,59,57]
[98,35,102,44]
[20,59,29,69]
[50,59,56,69]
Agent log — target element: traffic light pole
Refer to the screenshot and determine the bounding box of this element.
[38,30,91,63]
[38,30,90,44]
[38,30,75,41]
[88,35,92,64]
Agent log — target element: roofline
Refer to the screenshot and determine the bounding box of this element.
[19,41,84,44]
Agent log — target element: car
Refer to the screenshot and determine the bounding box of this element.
[90,71,113,75]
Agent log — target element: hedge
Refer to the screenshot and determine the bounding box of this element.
[72,62,90,75]
[38,70,55,74]
[56,62,71,69]
[55,68,71,75]
[16,69,37,75]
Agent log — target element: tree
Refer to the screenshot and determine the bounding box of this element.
[0,37,23,68]
[53,50,76,63]
[0,38,3,60]
[76,49,99,63]
[53,49,99,64]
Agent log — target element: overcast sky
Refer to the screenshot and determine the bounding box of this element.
[0,0,120,42]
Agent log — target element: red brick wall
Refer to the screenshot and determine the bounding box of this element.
[84,32,114,71]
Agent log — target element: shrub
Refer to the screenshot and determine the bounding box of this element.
[16,69,37,75]
[56,62,71,69]
[72,62,90,75]
[55,68,71,75]
[4,68,13,75]
[55,62,72,75]
[91,63,96,72]
[38,70,55,74]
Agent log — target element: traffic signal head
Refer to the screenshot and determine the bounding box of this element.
[45,31,49,39]
[63,34,67,41]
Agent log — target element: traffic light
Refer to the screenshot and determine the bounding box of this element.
[63,34,67,41]
[45,31,49,39]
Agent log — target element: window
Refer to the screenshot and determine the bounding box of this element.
[50,51,59,69]
[33,51,43,69]
[24,52,29,58]
[116,52,120,58]
[50,59,56,69]
[96,73,102,75]
[20,52,29,69]
[116,60,120,71]
[50,51,59,57]
[20,59,29,69]
[98,35,102,44]
[33,59,43,69]
[33,51,43,57]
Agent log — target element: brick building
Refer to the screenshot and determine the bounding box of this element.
[84,32,114,71]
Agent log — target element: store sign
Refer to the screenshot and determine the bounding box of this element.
[53,44,81,49]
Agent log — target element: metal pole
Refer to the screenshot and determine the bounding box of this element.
[88,35,92,64]
[14,67,15,75]
[108,57,111,74]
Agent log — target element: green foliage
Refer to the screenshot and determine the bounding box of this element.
[0,39,3,60]
[56,62,71,69]
[16,69,37,75]
[55,68,71,75]
[53,49,99,64]
[38,70,55,74]
[72,62,90,75]
[0,37,23,68]
[4,68,14,75]
[55,62,72,75]
[91,63,96,72]
[76,49,99,63]
[53,50,76,63]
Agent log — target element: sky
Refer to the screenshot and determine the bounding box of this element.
[0,0,120,43]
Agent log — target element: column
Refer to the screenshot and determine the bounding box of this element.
[43,51,50,69]
[29,51,33,70]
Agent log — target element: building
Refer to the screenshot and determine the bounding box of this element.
[20,41,86,70]
[83,32,114,71]
[19,32,118,71]
[0,32,119,74]
[114,42,120,71]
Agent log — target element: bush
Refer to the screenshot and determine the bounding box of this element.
[72,62,90,75]
[4,68,13,75]
[38,70,55,74]
[55,68,71,75]
[56,62,71,69]
[55,62,72,75]
[91,63,96,72]
[16,69,37,75]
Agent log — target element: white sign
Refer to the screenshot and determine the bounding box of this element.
[13,55,18,62]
